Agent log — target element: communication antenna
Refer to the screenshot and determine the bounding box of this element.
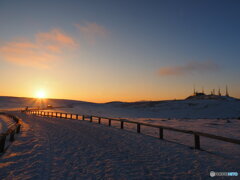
[218,88,221,96]
[226,85,229,96]
[193,85,196,95]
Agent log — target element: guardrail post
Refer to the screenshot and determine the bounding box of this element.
[90,116,93,122]
[159,128,163,139]
[76,114,78,120]
[108,119,111,126]
[121,121,124,129]
[137,123,141,133]
[70,114,72,119]
[82,115,85,120]
[0,135,6,153]
[98,117,101,124]
[194,134,200,149]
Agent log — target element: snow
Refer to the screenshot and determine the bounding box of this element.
[0,115,15,133]
[40,98,240,119]
[0,112,239,179]
[1,96,240,119]
[0,96,240,178]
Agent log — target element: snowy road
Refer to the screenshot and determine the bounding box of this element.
[0,112,239,179]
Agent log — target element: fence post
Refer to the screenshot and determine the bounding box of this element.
[70,114,73,119]
[109,119,111,126]
[0,135,6,153]
[90,116,93,122]
[98,117,101,124]
[137,123,141,133]
[159,128,163,139]
[82,115,85,120]
[194,134,200,149]
[16,124,21,133]
[121,121,124,129]
[76,114,78,120]
[10,131,15,142]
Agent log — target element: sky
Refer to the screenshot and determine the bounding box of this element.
[0,0,240,102]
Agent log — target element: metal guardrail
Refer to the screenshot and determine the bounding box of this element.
[0,113,21,153]
[24,110,240,150]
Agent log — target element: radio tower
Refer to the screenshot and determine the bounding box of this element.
[218,88,221,96]
[226,85,229,96]
[193,85,196,95]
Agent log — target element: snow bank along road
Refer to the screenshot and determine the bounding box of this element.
[0,114,15,134]
[0,112,239,179]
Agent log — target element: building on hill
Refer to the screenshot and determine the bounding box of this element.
[187,86,230,100]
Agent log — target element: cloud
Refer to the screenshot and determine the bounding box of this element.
[158,61,219,76]
[75,22,108,45]
[0,29,77,68]
[36,29,77,48]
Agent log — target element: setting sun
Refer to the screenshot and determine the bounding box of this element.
[36,90,46,99]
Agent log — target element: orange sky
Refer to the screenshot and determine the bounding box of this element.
[1,1,240,102]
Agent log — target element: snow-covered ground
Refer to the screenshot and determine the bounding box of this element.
[1,95,240,119]
[47,108,240,159]
[0,96,240,179]
[42,98,240,119]
[0,112,239,179]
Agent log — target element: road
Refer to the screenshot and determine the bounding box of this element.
[0,112,239,179]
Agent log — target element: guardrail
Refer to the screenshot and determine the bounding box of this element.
[0,113,21,153]
[24,110,240,150]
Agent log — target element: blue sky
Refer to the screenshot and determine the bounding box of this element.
[0,0,240,102]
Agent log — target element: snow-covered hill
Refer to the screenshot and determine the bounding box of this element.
[0,97,240,179]
[1,96,240,118]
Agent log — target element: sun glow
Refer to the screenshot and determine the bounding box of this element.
[36,90,46,99]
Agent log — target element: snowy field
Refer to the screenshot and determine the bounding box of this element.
[1,96,240,119]
[0,112,239,179]
[47,108,240,160]
[0,96,240,179]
